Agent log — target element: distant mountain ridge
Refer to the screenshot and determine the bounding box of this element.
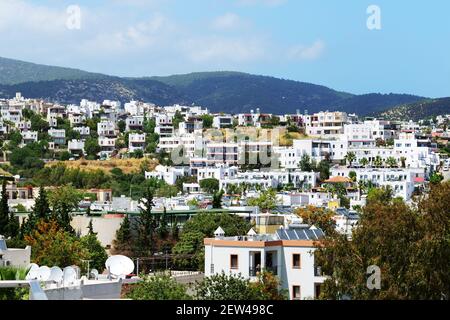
[377,98,450,121]
[0,57,109,85]
[0,56,430,116]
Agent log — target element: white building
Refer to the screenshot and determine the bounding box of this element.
[128,133,146,152]
[68,140,85,156]
[145,165,189,185]
[21,131,38,145]
[0,236,31,268]
[213,115,234,129]
[204,226,327,300]
[97,121,117,137]
[126,116,144,132]
[98,137,117,158]
[304,111,347,138]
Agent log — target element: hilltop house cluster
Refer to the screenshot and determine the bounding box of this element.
[0,92,445,218]
[1,92,448,300]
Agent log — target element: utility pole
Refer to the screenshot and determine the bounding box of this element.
[136,258,140,276]
[82,259,92,278]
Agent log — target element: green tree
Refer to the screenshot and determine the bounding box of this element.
[137,188,156,256]
[172,111,185,130]
[299,154,313,172]
[373,156,384,167]
[295,206,337,236]
[367,186,393,205]
[359,158,369,167]
[0,180,9,236]
[127,274,191,300]
[386,157,398,168]
[117,120,126,133]
[85,138,100,159]
[195,272,285,300]
[316,182,450,300]
[199,178,220,194]
[317,160,331,181]
[247,189,278,212]
[201,114,214,129]
[24,219,88,267]
[429,172,444,185]
[80,221,108,273]
[112,214,134,256]
[33,186,50,221]
[156,184,178,198]
[212,190,224,209]
[344,152,356,167]
[173,213,252,270]
[48,185,83,234]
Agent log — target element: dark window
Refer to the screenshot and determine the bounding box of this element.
[230,255,239,269]
[293,254,301,269]
[293,286,301,300]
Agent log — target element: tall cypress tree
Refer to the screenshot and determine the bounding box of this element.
[33,186,50,220]
[137,188,156,256]
[0,180,10,236]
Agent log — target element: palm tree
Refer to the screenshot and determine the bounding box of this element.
[359,157,369,167]
[373,156,383,168]
[345,152,357,167]
[386,157,398,168]
[400,157,407,168]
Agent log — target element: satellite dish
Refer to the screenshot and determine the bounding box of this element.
[89,269,99,280]
[26,263,40,280]
[105,255,134,278]
[48,267,63,283]
[37,266,51,281]
[63,267,77,286]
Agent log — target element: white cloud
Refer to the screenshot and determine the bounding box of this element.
[181,36,267,63]
[0,0,67,34]
[212,13,244,30]
[288,40,325,61]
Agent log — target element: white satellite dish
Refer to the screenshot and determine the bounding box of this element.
[48,267,63,283]
[89,269,99,280]
[63,267,77,286]
[37,266,51,281]
[26,263,40,280]
[105,255,134,278]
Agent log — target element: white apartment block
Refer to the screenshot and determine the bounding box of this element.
[98,137,116,158]
[213,115,234,128]
[48,129,66,146]
[145,165,189,185]
[128,133,146,152]
[16,120,31,132]
[238,109,272,127]
[304,111,348,138]
[331,166,425,200]
[126,116,144,132]
[197,165,238,182]
[206,142,239,165]
[97,121,117,137]
[68,139,85,155]
[73,126,91,138]
[158,132,204,159]
[204,226,327,300]
[21,131,38,145]
[68,113,84,127]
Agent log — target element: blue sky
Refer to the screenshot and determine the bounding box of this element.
[0,0,449,97]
